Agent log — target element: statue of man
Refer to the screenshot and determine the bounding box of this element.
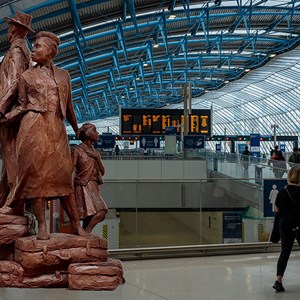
[0,12,34,213]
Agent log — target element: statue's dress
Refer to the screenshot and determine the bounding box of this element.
[12,65,74,200]
[72,144,107,219]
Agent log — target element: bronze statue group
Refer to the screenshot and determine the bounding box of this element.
[0,12,125,291]
[0,12,107,240]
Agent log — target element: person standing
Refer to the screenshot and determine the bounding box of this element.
[114,144,120,156]
[241,146,251,172]
[273,167,300,292]
[5,31,87,240]
[288,147,300,167]
[270,145,279,158]
[0,12,33,212]
[72,123,108,233]
[272,151,286,178]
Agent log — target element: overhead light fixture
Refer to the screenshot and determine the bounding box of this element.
[269,54,276,58]
[136,77,141,81]
[143,62,149,67]
[245,69,250,72]
[129,87,134,90]
[153,43,159,48]
[169,14,176,19]
[224,80,229,84]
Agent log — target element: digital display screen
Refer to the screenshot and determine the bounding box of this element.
[120,108,211,136]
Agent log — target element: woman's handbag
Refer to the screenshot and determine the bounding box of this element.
[286,189,300,240]
[270,212,280,243]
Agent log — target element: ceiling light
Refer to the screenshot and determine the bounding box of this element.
[129,87,134,90]
[169,14,176,19]
[224,80,229,84]
[136,77,141,81]
[153,43,159,48]
[269,54,276,58]
[143,62,149,67]
[245,69,250,72]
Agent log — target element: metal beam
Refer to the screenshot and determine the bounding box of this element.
[124,0,138,32]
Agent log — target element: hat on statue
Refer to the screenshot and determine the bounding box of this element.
[4,11,34,33]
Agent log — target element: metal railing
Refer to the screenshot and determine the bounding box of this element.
[109,242,284,260]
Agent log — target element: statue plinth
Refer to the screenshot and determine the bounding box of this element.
[0,233,125,289]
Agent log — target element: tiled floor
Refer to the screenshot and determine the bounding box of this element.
[1,250,300,299]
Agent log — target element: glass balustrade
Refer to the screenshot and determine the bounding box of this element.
[0,152,296,254]
[101,177,281,249]
[97,152,295,250]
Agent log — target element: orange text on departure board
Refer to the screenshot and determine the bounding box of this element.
[162,115,170,130]
[123,115,131,122]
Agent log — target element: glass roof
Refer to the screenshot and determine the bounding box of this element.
[0,0,299,146]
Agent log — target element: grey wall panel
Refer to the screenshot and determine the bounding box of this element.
[101,180,262,209]
[103,159,207,181]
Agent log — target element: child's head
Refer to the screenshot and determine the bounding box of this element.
[77,123,98,142]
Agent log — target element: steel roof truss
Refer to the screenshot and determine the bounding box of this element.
[116,21,128,63]
[158,15,169,52]
[124,0,138,32]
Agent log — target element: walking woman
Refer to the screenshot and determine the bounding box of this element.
[273,166,300,292]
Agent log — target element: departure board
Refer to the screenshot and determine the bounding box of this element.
[120,108,212,136]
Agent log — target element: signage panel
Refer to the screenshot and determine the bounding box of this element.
[238,143,248,154]
[223,212,242,243]
[165,126,177,135]
[263,179,287,217]
[120,108,211,136]
[96,135,116,149]
[216,143,221,152]
[139,136,161,148]
[184,136,205,149]
[250,133,260,158]
[280,144,286,152]
[255,166,263,185]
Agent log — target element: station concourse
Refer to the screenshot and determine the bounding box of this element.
[1,0,300,299]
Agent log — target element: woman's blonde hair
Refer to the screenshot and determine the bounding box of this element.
[287,167,300,184]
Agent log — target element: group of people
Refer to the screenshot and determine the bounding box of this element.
[269,145,300,178]
[241,145,300,178]
[269,146,287,178]
[0,12,107,239]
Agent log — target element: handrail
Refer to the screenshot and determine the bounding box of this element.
[108,242,285,260]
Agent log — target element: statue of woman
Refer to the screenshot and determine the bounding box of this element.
[73,123,108,233]
[8,31,87,239]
